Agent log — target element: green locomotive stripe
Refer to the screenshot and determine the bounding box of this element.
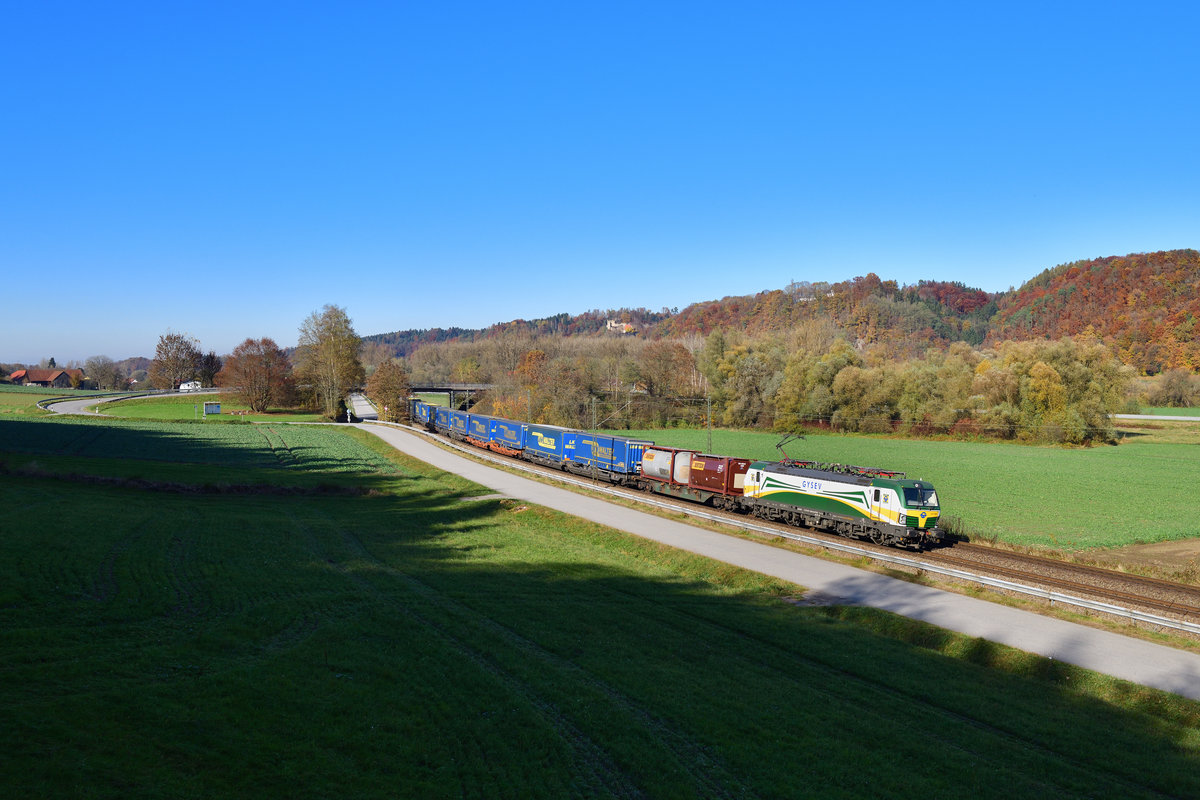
[760,478,867,507]
[756,489,872,521]
[825,489,868,506]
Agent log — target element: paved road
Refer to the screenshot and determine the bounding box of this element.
[348,392,378,420]
[362,422,1200,701]
[46,390,219,416]
[1113,413,1200,422]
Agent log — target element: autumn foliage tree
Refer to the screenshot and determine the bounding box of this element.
[218,337,293,412]
[365,360,410,423]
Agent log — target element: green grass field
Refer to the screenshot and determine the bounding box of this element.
[1141,406,1200,417]
[613,426,1200,551]
[0,385,111,416]
[3,416,1200,797]
[98,394,326,423]
[0,416,397,477]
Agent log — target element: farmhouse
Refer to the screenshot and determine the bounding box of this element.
[8,368,85,388]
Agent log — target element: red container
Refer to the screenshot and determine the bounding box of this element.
[687,455,752,496]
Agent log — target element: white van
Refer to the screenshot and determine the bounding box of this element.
[179,380,202,392]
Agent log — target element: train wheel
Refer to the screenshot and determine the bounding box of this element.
[869,530,886,546]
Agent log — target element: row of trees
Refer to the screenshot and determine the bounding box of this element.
[420,324,1130,445]
[146,305,400,421]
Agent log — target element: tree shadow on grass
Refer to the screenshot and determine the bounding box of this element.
[4,418,1200,798]
[0,417,404,486]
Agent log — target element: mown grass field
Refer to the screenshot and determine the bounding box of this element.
[98,393,327,423]
[2,415,1200,798]
[615,425,1200,551]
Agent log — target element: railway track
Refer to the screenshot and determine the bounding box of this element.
[925,544,1200,624]
[391,423,1200,637]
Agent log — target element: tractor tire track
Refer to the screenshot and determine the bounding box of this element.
[287,512,649,800]
[311,507,757,800]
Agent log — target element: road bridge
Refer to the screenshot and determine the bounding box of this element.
[409,383,494,409]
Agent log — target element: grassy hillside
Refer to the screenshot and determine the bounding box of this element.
[2,417,1199,797]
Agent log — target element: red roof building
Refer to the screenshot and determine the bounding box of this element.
[8,368,84,388]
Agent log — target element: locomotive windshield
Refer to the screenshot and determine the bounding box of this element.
[902,487,938,508]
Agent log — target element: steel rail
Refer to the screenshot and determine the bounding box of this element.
[374,421,1200,637]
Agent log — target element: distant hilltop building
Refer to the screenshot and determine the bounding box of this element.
[606,320,636,334]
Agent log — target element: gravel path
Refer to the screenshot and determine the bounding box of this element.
[362,422,1200,701]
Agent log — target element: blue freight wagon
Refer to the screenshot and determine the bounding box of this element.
[489,417,527,453]
[563,432,654,478]
[432,405,454,433]
[466,413,493,443]
[525,423,570,467]
[411,400,434,428]
[447,409,470,438]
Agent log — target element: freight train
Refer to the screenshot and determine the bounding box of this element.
[408,399,948,549]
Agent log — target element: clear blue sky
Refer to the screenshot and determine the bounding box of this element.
[3,1,1198,363]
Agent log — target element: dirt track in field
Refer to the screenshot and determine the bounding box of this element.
[1089,539,1200,573]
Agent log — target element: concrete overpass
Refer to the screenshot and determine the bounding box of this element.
[409,383,494,409]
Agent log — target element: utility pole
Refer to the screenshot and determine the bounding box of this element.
[706,396,713,453]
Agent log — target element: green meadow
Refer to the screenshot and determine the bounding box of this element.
[1141,406,1200,417]
[616,425,1200,551]
[0,385,109,416]
[98,393,326,423]
[2,414,1199,798]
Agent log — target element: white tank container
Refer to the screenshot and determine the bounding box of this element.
[641,448,675,481]
[672,451,696,484]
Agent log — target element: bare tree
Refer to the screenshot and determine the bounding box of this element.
[148,332,201,390]
[294,305,365,419]
[218,338,292,412]
[85,356,125,390]
[197,351,223,387]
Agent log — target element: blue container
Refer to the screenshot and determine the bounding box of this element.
[525,423,569,464]
[466,413,492,441]
[411,400,433,427]
[433,406,453,433]
[563,432,655,474]
[489,417,527,451]
[448,409,470,436]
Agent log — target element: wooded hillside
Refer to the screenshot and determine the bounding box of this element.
[370,249,1199,377]
[988,250,1200,373]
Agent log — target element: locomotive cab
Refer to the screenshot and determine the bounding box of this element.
[894,481,944,540]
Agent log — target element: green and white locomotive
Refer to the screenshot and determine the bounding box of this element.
[742,458,946,549]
